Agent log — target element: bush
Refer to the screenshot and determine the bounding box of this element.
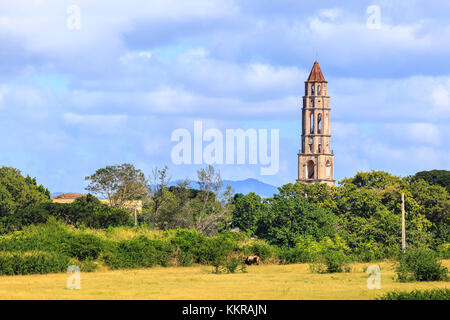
[296,235,350,262]
[242,241,275,261]
[176,250,194,266]
[102,236,173,269]
[276,247,310,264]
[310,249,350,273]
[0,251,70,275]
[378,288,450,300]
[0,220,105,261]
[212,255,247,274]
[74,259,98,272]
[60,233,104,261]
[353,240,386,262]
[396,247,448,282]
[170,229,207,265]
[1,197,133,232]
[437,243,450,259]
[197,235,237,266]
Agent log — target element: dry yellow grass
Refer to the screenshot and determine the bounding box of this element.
[0,260,448,300]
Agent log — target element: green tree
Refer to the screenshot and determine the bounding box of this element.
[147,165,171,227]
[194,165,234,236]
[407,179,450,242]
[257,192,338,247]
[0,167,50,217]
[231,192,265,235]
[85,163,149,209]
[412,170,450,193]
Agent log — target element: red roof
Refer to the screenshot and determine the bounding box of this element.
[306,61,327,83]
[52,193,87,199]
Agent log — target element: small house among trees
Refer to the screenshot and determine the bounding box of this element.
[52,193,143,212]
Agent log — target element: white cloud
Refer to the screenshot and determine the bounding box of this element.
[243,64,305,90]
[63,112,128,131]
[0,0,239,60]
[1,1,450,191]
[319,8,343,21]
[119,51,153,63]
[407,123,441,146]
[432,84,450,111]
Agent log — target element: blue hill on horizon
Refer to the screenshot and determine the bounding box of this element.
[169,178,279,198]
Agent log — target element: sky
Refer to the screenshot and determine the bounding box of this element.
[0,0,450,192]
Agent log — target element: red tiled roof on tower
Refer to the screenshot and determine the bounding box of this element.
[306,61,327,83]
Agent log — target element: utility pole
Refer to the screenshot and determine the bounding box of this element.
[134,207,137,226]
[401,193,406,252]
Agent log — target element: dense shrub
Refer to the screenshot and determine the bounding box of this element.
[257,196,338,247]
[197,234,238,266]
[102,236,173,269]
[310,249,350,273]
[276,247,310,264]
[437,243,450,259]
[170,229,207,266]
[71,195,134,228]
[212,255,247,274]
[0,220,105,261]
[396,247,448,282]
[0,196,133,233]
[169,229,240,266]
[378,288,450,300]
[0,251,70,275]
[60,233,104,261]
[0,222,251,273]
[74,258,98,272]
[352,240,386,262]
[276,235,352,265]
[242,241,276,261]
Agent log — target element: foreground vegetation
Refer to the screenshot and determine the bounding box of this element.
[0,165,448,283]
[0,219,358,275]
[378,288,450,300]
[0,261,448,300]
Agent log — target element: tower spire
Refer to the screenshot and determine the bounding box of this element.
[306,61,327,82]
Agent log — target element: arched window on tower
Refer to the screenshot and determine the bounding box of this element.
[310,113,314,133]
[325,159,331,178]
[307,160,315,179]
[311,85,315,95]
[309,141,313,152]
[318,143,322,153]
[318,114,322,134]
[318,85,321,95]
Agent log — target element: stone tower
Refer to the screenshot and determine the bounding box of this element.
[297,61,335,186]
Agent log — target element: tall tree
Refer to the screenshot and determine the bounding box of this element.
[85,163,149,208]
[147,165,171,227]
[0,166,50,217]
[194,165,234,235]
[412,170,450,193]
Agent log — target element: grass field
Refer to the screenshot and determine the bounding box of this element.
[0,260,449,300]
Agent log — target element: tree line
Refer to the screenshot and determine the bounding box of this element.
[0,164,449,261]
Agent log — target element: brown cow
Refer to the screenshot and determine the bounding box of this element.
[244,255,260,265]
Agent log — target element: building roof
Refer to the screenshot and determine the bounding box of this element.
[52,193,87,199]
[306,61,327,83]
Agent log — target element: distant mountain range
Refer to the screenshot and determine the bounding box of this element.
[51,178,279,200]
[169,178,279,198]
[222,178,278,198]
